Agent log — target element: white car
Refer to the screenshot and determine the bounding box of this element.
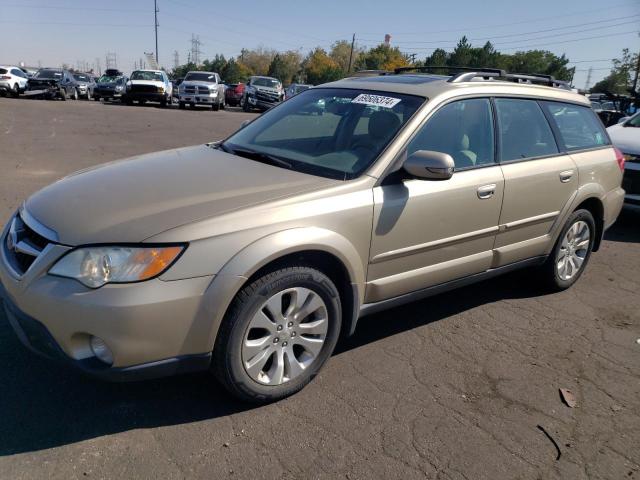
[124,69,173,107]
[608,112,640,207]
[178,71,225,110]
[0,66,29,97]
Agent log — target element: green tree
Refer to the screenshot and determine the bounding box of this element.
[221,58,251,83]
[203,54,227,74]
[448,36,473,67]
[355,44,409,71]
[330,40,360,74]
[268,50,302,84]
[241,47,276,76]
[302,48,342,85]
[591,48,639,94]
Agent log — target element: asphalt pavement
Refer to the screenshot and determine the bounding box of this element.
[0,97,639,480]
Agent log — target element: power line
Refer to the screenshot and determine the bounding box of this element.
[0,3,148,13]
[353,0,639,36]
[0,20,151,27]
[362,15,640,45]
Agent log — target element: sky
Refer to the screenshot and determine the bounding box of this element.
[0,0,638,88]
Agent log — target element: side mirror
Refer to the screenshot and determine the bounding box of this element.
[618,116,630,125]
[403,150,455,180]
[240,119,253,129]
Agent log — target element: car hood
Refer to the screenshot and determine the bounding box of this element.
[24,145,334,245]
[607,124,640,155]
[181,81,216,88]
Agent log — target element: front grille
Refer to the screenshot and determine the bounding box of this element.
[130,84,158,93]
[256,91,279,103]
[3,213,50,276]
[184,85,211,95]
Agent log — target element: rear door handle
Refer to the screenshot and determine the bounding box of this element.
[559,170,574,183]
[477,184,496,199]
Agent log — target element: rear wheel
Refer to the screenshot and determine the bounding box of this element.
[242,96,250,112]
[214,266,342,403]
[12,83,19,97]
[178,101,185,109]
[541,209,595,291]
[94,95,100,101]
[59,88,67,101]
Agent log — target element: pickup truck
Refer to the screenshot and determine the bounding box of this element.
[178,71,225,110]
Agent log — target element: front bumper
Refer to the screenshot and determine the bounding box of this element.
[0,215,215,380]
[247,95,280,110]
[125,91,167,102]
[0,282,211,381]
[179,93,217,104]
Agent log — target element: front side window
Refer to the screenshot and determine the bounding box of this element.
[407,98,495,169]
[222,88,424,179]
[543,101,611,150]
[495,98,558,161]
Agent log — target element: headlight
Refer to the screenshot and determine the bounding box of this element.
[115,85,123,91]
[49,245,185,288]
[158,86,165,93]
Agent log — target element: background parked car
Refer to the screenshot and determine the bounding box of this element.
[26,68,79,100]
[0,65,29,97]
[178,71,225,110]
[607,112,640,207]
[93,70,128,101]
[242,75,284,111]
[72,72,96,99]
[124,69,173,107]
[225,82,245,107]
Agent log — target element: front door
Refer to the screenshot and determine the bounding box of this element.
[366,98,504,303]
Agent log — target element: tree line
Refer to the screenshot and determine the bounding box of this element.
[171,37,638,96]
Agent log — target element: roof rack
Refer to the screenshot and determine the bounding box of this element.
[392,65,571,89]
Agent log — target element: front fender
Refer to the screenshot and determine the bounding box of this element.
[197,227,366,351]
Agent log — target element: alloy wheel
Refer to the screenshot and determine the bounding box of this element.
[556,220,590,281]
[242,287,329,386]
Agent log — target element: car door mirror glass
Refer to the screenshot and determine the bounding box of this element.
[403,150,455,180]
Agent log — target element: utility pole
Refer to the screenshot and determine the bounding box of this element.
[154,0,159,64]
[584,67,593,92]
[632,48,640,93]
[191,34,202,65]
[347,33,355,74]
[173,50,179,70]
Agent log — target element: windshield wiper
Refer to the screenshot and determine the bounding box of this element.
[227,147,294,170]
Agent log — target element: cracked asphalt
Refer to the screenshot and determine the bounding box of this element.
[0,97,639,480]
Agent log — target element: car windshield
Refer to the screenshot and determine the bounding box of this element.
[131,71,164,81]
[590,102,602,109]
[601,102,615,110]
[222,88,425,180]
[35,69,62,79]
[98,75,118,83]
[253,77,280,88]
[74,74,90,82]
[185,72,216,82]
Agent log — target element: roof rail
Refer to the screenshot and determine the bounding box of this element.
[392,65,571,89]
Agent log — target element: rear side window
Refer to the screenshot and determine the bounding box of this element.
[542,102,610,150]
[0,68,7,74]
[495,98,558,161]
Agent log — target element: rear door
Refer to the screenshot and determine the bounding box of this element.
[367,97,504,303]
[494,98,578,266]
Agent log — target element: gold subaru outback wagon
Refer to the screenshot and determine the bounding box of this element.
[0,68,625,402]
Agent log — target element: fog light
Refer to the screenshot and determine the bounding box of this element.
[90,336,114,365]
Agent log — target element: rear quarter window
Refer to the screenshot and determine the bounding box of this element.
[542,102,610,151]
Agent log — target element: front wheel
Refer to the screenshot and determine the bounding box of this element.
[242,96,251,112]
[541,209,595,291]
[213,266,342,403]
[72,88,79,100]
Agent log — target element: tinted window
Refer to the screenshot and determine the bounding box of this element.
[543,102,610,150]
[495,99,558,161]
[0,68,7,74]
[408,98,495,169]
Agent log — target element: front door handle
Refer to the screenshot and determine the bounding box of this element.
[559,170,574,183]
[477,184,496,199]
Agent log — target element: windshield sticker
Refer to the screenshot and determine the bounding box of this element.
[351,94,401,108]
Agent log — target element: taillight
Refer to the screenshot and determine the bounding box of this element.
[614,147,625,171]
[0,75,11,79]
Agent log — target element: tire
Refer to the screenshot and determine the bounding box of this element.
[242,96,250,112]
[72,88,79,100]
[160,97,167,108]
[214,266,342,403]
[12,83,19,98]
[125,98,134,106]
[59,88,67,101]
[541,209,596,291]
[94,95,100,102]
[212,100,219,111]
[178,101,185,109]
